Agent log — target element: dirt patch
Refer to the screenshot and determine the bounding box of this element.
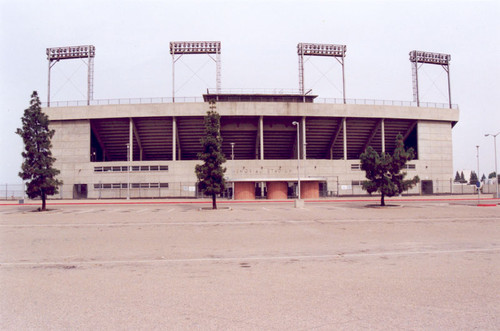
[365,204,403,208]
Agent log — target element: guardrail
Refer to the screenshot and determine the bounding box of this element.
[43,97,458,109]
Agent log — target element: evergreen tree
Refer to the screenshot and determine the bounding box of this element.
[460,171,466,183]
[454,171,460,182]
[195,101,226,209]
[481,174,486,182]
[16,91,62,211]
[360,134,419,206]
[488,171,497,179]
[469,171,478,185]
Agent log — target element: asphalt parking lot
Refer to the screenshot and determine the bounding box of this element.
[1,197,499,330]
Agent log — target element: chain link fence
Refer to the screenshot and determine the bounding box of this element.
[0,184,25,201]
[2,179,497,200]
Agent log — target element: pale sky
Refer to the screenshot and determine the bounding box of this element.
[1,0,499,184]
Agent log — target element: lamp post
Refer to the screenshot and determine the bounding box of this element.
[485,132,500,198]
[292,121,301,200]
[476,145,480,203]
[126,143,130,200]
[230,142,235,200]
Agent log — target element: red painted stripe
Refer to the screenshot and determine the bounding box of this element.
[1,197,498,207]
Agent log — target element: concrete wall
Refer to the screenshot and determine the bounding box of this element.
[416,121,454,182]
[50,120,91,199]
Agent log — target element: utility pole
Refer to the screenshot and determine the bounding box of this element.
[485,132,499,198]
[476,145,480,204]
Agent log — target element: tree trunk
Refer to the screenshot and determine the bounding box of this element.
[380,193,385,207]
[41,192,46,211]
[212,193,217,209]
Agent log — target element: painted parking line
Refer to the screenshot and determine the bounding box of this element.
[1,215,498,228]
[1,247,499,267]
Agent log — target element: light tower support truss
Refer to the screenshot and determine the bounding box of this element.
[298,43,347,103]
[170,41,221,102]
[409,50,452,109]
[46,45,95,107]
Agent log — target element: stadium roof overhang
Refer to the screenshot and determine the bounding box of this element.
[203,88,317,103]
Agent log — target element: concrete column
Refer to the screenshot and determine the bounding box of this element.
[234,182,256,200]
[259,116,264,160]
[267,181,288,200]
[301,116,306,160]
[172,117,177,161]
[129,118,133,161]
[343,118,347,160]
[381,118,385,154]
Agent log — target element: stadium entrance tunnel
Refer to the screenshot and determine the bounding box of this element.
[231,179,323,200]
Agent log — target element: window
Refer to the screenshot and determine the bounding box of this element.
[94,182,169,190]
[95,164,169,173]
[351,164,361,171]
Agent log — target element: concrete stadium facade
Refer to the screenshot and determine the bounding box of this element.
[44,95,459,199]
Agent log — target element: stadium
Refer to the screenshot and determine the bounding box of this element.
[43,42,459,200]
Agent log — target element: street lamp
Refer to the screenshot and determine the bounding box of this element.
[292,121,301,200]
[230,142,235,200]
[485,132,500,198]
[476,145,480,203]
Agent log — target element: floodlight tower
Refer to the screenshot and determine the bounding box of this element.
[297,43,347,103]
[170,41,221,102]
[409,50,451,108]
[46,45,95,107]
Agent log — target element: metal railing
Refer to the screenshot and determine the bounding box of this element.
[42,96,458,109]
[315,98,459,109]
[43,97,203,108]
[205,88,311,95]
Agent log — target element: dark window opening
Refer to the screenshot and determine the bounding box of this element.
[404,124,418,160]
